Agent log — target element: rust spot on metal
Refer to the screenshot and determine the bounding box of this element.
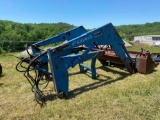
[94,31,102,37]
[135,52,157,74]
[56,44,70,52]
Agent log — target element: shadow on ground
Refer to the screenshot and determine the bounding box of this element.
[66,66,130,99]
[0,74,4,78]
[44,66,130,102]
[0,83,4,86]
[42,89,57,102]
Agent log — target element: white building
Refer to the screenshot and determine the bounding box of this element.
[134,35,160,46]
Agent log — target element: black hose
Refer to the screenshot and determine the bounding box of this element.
[15,50,48,105]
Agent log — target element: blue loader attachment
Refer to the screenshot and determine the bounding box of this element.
[16,23,134,105]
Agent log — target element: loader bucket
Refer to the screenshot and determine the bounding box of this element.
[134,51,158,74]
[98,48,158,74]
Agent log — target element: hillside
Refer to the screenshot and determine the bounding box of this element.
[0,20,160,52]
[0,20,75,51]
[116,22,160,40]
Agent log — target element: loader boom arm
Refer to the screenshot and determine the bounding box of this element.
[16,23,133,105]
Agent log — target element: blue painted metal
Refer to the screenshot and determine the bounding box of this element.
[151,53,160,62]
[28,26,87,77]
[18,23,133,98]
[30,26,87,54]
[44,23,133,96]
[153,57,160,62]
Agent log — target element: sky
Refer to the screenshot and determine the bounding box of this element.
[0,0,160,29]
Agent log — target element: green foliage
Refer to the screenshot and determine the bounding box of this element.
[0,47,5,54]
[0,20,75,52]
[116,22,160,40]
[1,20,160,52]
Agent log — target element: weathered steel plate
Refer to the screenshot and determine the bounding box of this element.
[98,48,158,74]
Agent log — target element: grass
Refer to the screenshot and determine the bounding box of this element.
[0,43,160,119]
[127,43,160,52]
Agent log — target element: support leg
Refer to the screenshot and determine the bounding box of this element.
[91,58,97,79]
[79,62,85,73]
